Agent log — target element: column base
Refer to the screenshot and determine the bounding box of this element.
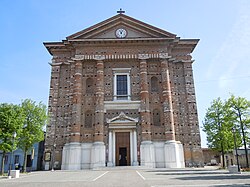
[132,161,139,166]
[140,141,155,168]
[61,142,81,170]
[90,142,106,169]
[107,162,114,167]
[164,140,185,168]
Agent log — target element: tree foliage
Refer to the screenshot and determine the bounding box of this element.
[18,99,47,172]
[227,95,250,168]
[203,95,250,168]
[203,97,242,167]
[0,103,24,174]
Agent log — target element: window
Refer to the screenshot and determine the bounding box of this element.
[14,155,19,164]
[113,68,131,100]
[117,75,128,100]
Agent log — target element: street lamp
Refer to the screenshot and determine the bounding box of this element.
[8,132,17,176]
[232,127,240,172]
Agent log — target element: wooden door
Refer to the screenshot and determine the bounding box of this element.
[115,132,130,166]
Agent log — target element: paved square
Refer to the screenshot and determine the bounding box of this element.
[1,168,250,187]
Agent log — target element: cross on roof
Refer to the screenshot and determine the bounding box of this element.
[117,8,125,14]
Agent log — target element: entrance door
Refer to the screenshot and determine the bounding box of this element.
[119,147,127,166]
[115,132,130,166]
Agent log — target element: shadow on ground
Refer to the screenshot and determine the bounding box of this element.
[213,185,250,187]
[173,174,250,180]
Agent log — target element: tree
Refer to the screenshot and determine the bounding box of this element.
[18,99,47,172]
[203,98,241,168]
[0,103,24,175]
[227,95,250,168]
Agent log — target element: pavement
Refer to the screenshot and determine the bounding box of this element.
[0,167,250,187]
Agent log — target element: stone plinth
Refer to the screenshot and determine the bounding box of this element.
[90,142,106,169]
[164,140,185,168]
[140,141,155,168]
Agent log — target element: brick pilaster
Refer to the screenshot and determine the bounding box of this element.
[139,54,151,141]
[161,58,175,141]
[94,58,105,142]
[70,61,82,143]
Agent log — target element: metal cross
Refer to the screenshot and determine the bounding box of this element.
[117,8,125,14]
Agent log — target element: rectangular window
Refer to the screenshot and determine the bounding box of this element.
[117,75,128,96]
[14,155,19,164]
[113,68,131,101]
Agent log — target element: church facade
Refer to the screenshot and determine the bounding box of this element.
[44,13,203,170]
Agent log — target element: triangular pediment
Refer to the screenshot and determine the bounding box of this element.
[107,112,138,124]
[67,14,176,40]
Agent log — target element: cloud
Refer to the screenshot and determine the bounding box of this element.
[206,0,250,90]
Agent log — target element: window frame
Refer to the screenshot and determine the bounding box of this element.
[113,68,131,101]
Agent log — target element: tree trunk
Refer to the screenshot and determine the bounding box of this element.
[0,151,5,175]
[23,149,27,172]
[239,111,249,168]
[221,143,225,168]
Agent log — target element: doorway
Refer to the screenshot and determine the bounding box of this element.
[119,147,127,166]
[115,132,130,166]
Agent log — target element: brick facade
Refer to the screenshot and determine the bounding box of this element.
[44,13,204,169]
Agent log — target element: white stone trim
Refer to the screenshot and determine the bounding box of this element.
[104,100,141,111]
[61,142,105,170]
[112,68,131,101]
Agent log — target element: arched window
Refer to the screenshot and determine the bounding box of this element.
[151,76,159,92]
[86,78,93,94]
[85,111,92,128]
[153,109,161,126]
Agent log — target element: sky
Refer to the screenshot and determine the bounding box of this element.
[1,0,250,148]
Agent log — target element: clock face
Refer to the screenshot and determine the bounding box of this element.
[115,28,127,38]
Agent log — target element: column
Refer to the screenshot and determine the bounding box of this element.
[70,61,83,143]
[160,54,185,168]
[160,57,175,141]
[91,56,106,168]
[139,54,151,141]
[138,54,155,168]
[107,131,113,166]
[94,59,104,142]
[113,131,116,165]
[133,130,139,166]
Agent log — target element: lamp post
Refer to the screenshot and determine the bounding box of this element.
[232,127,240,172]
[8,132,17,176]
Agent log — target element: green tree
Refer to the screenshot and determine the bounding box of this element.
[18,99,47,172]
[0,103,24,175]
[227,95,250,168]
[203,98,241,168]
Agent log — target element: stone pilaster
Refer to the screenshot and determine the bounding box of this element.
[139,54,151,141]
[160,56,175,141]
[70,61,82,143]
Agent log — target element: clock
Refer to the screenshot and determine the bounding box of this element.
[115,28,127,38]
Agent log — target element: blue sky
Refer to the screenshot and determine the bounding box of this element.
[1,0,250,147]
